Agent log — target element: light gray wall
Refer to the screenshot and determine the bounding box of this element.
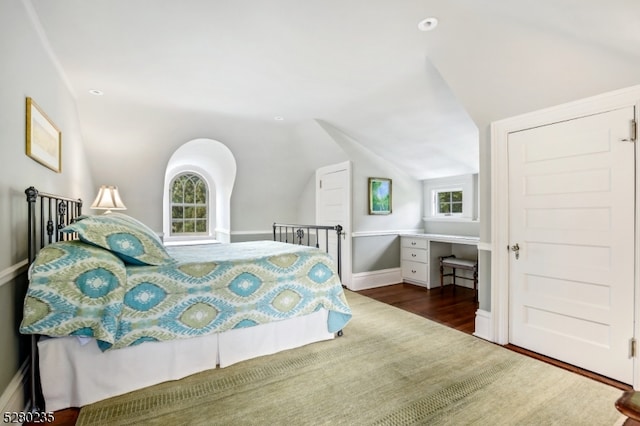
[316,121,423,273]
[225,118,425,273]
[228,119,422,274]
[478,128,492,310]
[352,235,400,274]
[0,0,94,397]
[85,111,315,233]
[82,109,349,236]
[423,220,479,237]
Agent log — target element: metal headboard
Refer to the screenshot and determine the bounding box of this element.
[25,186,83,410]
[25,186,83,262]
[272,222,343,279]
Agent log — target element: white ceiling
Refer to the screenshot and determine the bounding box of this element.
[28,0,640,180]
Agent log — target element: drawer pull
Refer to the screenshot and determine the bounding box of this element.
[411,241,416,245]
[411,253,416,257]
[411,269,417,273]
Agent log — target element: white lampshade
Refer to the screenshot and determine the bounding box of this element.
[91,185,127,214]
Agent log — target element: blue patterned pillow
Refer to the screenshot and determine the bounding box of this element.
[63,213,173,266]
[20,241,127,345]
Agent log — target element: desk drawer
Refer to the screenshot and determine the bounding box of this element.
[402,247,428,263]
[402,237,427,250]
[401,260,428,283]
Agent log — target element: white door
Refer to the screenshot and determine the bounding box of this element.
[316,162,352,288]
[508,106,635,383]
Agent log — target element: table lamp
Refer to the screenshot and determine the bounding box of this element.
[91,185,127,214]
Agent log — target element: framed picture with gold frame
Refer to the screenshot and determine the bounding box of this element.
[368,177,392,215]
[26,97,61,173]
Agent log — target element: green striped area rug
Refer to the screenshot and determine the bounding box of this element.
[77,291,624,425]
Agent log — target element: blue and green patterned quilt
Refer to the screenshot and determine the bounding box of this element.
[21,240,352,350]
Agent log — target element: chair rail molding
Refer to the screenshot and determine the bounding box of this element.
[0,359,28,414]
[0,259,28,288]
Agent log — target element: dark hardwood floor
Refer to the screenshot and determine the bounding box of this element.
[359,282,478,334]
[27,282,632,425]
[23,408,80,426]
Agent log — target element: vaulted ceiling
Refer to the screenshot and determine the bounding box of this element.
[28,0,640,181]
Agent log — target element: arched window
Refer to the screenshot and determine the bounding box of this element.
[170,173,208,234]
[163,138,236,244]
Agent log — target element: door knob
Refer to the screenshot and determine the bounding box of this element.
[510,243,520,260]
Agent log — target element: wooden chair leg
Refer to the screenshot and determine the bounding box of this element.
[452,267,456,293]
[440,262,444,293]
[473,268,478,303]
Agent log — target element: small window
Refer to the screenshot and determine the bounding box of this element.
[170,173,208,235]
[435,189,463,216]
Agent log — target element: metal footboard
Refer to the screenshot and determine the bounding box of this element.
[272,222,343,279]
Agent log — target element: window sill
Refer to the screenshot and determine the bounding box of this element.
[164,238,220,246]
[422,217,479,223]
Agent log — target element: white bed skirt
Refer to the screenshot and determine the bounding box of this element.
[38,309,334,411]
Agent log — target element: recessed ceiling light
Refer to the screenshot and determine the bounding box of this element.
[88,89,104,96]
[418,17,438,31]
[274,116,284,121]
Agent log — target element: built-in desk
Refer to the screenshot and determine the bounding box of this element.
[400,233,480,289]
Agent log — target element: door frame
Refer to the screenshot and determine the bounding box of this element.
[490,85,640,387]
[316,161,353,288]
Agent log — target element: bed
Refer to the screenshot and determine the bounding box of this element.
[20,187,351,412]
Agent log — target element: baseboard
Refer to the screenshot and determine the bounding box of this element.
[0,359,29,414]
[349,268,401,291]
[473,309,492,341]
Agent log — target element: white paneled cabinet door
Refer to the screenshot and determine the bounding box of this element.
[508,106,635,384]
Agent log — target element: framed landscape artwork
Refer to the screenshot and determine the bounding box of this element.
[26,97,62,173]
[368,177,392,215]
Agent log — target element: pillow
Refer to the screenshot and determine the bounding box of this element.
[62,213,173,266]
